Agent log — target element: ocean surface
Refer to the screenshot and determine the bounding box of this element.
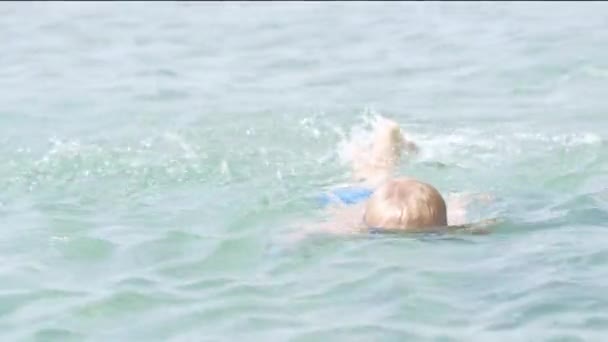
[2,2,608,341]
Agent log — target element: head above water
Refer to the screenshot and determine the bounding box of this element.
[363,177,447,231]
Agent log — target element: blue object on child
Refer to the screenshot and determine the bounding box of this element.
[317,186,373,207]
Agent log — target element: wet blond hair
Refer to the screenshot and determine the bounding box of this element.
[363,177,447,231]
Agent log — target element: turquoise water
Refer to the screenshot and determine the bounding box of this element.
[2,2,608,341]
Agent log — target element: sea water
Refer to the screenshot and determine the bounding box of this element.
[1,2,608,341]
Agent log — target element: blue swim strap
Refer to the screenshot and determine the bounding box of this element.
[317,186,373,207]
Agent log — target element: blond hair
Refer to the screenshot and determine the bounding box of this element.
[363,178,447,231]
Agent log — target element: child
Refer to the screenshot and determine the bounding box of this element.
[313,117,496,236]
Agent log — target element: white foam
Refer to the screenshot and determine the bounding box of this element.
[163,132,197,160]
[331,113,604,174]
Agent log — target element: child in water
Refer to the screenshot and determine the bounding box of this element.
[304,117,496,238]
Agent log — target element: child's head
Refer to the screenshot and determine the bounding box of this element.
[363,177,447,231]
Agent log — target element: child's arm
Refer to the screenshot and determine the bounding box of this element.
[446,192,494,226]
[445,217,502,235]
[351,118,415,187]
[283,203,368,243]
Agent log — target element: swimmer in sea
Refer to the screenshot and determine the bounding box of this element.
[296,117,497,239]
